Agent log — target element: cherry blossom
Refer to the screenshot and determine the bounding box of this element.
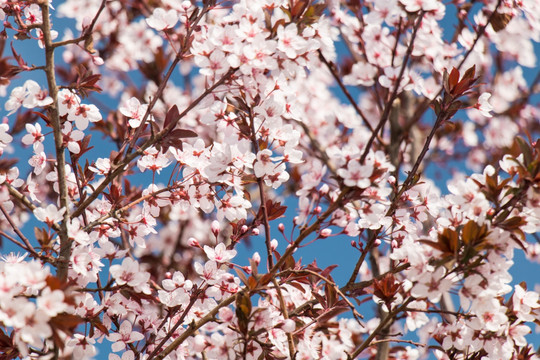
[119,96,149,128]
[474,92,494,118]
[22,123,44,146]
[337,160,374,189]
[204,243,237,263]
[33,204,66,226]
[146,8,179,32]
[107,320,145,352]
[0,0,537,358]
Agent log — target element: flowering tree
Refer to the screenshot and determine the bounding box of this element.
[0,0,539,359]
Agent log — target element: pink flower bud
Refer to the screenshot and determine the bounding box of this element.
[374,239,381,246]
[270,239,278,250]
[351,240,357,248]
[281,319,296,332]
[319,184,329,194]
[278,223,285,232]
[252,252,261,265]
[241,225,248,233]
[219,307,234,322]
[211,220,220,237]
[188,237,200,247]
[314,206,322,214]
[252,228,260,236]
[244,266,252,274]
[181,0,192,10]
[92,55,104,66]
[320,229,332,238]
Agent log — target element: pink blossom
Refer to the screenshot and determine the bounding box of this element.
[33,204,66,226]
[62,122,84,153]
[146,8,178,31]
[474,92,494,118]
[37,288,67,317]
[119,97,148,128]
[70,103,102,130]
[107,320,145,352]
[277,23,307,59]
[410,266,453,303]
[22,123,44,146]
[89,158,111,175]
[109,258,150,293]
[204,243,237,263]
[337,160,373,189]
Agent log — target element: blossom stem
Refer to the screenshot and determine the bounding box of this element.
[51,0,107,49]
[347,298,413,359]
[248,105,274,269]
[360,12,425,164]
[317,50,375,133]
[271,278,296,358]
[39,0,71,282]
[153,293,237,360]
[0,203,38,256]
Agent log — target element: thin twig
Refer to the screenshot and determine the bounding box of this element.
[271,278,296,359]
[153,294,237,360]
[0,203,38,256]
[39,0,71,281]
[318,50,375,133]
[360,12,425,164]
[347,298,413,359]
[249,106,274,269]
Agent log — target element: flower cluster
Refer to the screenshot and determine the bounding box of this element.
[0,0,538,359]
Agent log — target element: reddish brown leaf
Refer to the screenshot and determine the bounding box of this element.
[164,105,180,130]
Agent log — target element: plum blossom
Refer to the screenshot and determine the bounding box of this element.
[69,103,102,130]
[65,334,97,360]
[89,157,111,175]
[5,80,52,115]
[0,123,13,155]
[410,266,453,303]
[109,350,135,360]
[204,243,237,263]
[474,92,494,118]
[337,160,373,189]
[119,97,149,128]
[254,149,277,178]
[58,89,81,116]
[36,288,67,317]
[109,258,151,293]
[62,122,84,153]
[107,320,145,352]
[146,8,178,31]
[1,1,539,358]
[28,142,47,175]
[22,123,44,146]
[138,147,171,174]
[343,62,378,87]
[24,4,42,25]
[400,0,442,12]
[512,284,540,322]
[216,193,252,221]
[469,296,509,332]
[276,23,308,59]
[158,271,192,307]
[34,204,66,226]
